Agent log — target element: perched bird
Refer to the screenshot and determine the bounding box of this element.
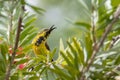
[32,25,56,57]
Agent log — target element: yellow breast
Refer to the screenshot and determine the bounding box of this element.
[32,41,49,56]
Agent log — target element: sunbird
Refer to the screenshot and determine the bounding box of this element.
[32,25,56,57]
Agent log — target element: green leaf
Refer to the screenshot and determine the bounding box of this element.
[23,72,36,75]
[49,48,57,61]
[96,52,116,59]
[26,3,45,14]
[20,0,26,5]
[39,66,47,75]
[59,38,64,51]
[0,20,6,26]
[24,17,36,27]
[62,65,79,79]
[111,0,120,7]
[75,21,91,29]
[15,53,25,58]
[24,59,36,69]
[19,32,37,46]
[49,65,72,80]
[67,41,76,54]
[66,50,74,63]
[0,75,5,80]
[23,14,36,23]
[72,38,84,65]
[10,75,18,80]
[0,29,7,38]
[36,55,47,62]
[34,63,44,71]
[78,0,89,10]
[0,58,6,73]
[15,58,29,65]
[98,11,113,24]
[29,76,39,80]
[22,44,33,53]
[113,69,120,75]
[60,51,73,67]
[67,41,79,70]
[114,54,120,65]
[84,34,92,60]
[20,26,37,41]
[0,42,8,60]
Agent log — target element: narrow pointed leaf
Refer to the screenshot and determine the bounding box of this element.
[60,51,73,67]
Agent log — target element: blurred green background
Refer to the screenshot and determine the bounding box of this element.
[26,0,91,50]
[1,0,120,80]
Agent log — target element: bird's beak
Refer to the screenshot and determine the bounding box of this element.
[48,25,56,33]
[44,25,56,38]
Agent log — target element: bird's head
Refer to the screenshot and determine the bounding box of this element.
[32,25,56,46]
[38,25,56,39]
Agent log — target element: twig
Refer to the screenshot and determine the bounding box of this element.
[109,35,120,49]
[91,5,97,45]
[8,13,13,43]
[105,64,120,77]
[5,17,22,80]
[80,6,120,80]
[8,1,14,44]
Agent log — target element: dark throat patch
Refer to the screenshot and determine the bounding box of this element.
[45,31,50,38]
[35,36,45,46]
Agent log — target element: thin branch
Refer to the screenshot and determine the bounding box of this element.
[91,5,97,45]
[106,64,120,77]
[109,35,120,49]
[5,17,22,80]
[80,6,120,80]
[8,14,13,43]
[8,1,13,44]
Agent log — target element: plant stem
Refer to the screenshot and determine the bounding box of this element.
[80,6,120,80]
[8,1,14,45]
[91,5,97,45]
[109,35,120,49]
[5,17,22,80]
